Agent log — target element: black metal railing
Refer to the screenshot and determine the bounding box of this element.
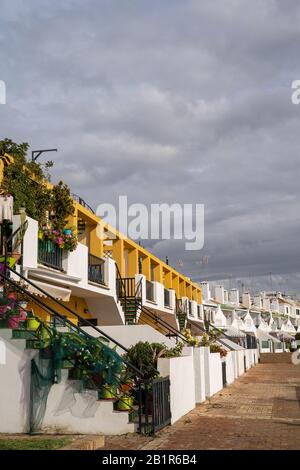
[146,280,155,302]
[71,193,95,214]
[222,361,227,387]
[164,288,171,307]
[197,305,202,320]
[116,277,136,298]
[88,253,105,285]
[152,376,171,433]
[38,239,63,270]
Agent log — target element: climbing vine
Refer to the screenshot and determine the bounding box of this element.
[0,139,76,240]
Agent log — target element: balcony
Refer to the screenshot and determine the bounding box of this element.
[38,239,63,271]
[88,253,105,285]
[164,288,171,308]
[146,280,155,302]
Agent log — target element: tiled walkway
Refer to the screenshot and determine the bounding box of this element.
[104,363,300,450]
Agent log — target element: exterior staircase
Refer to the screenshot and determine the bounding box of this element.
[0,267,146,435]
[115,269,188,344]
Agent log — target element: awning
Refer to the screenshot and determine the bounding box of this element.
[225,325,246,338]
[220,337,244,351]
[27,279,71,302]
[256,328,281,345]
[271,331,294,342]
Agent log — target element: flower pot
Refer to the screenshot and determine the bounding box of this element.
[116,396,134,411]
[98,385,116,400]
[27,318,40,330]
[120,381,134,393]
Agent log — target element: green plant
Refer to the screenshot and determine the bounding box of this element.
[123,341,183,382]
[1,139,76,245]
[183,328,200,347]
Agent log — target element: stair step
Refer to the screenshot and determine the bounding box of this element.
[12,329,37,340]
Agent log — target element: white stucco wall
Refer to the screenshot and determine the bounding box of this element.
[204,348,223,398]
[21,216,38,270]
[158,353,196,424]
[224,352,235,384]
[237,350,246,376]
[82,324,176,355]
[0,329,37,433]
[192,347,206,403]
[41,376,135,435]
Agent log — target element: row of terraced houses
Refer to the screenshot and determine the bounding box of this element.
[0,153,299,436]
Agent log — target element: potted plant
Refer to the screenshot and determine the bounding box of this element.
[69,366,84,380]
[116,393,134,411]
[26,312,40,330]
[98,384,116,400]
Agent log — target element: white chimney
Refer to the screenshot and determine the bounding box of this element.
[229,288,239,306]
[253,295,262,309]
[214,285,225,304]
[270,298,279,312]
[262,297,270,311]
[242,292,251,309]
[224,289,229,303]
[200,282,210,302]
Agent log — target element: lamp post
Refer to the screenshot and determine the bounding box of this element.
[31,148,57,162]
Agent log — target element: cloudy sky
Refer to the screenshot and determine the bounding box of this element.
[1,0,300,294]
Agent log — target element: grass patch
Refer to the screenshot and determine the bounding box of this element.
[0,437,73,450]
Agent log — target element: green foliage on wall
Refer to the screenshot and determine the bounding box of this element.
[0,139,74,229]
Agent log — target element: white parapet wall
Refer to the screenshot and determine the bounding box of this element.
[203,348,223,398]
[192,347,206,403]
[0,329,37,433]
[237,350,246,376]
[158,350,196,424]
[224,352,235,385]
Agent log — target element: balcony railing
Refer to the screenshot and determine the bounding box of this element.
[164,288,171,307]
[38,239,63,271]
[146,280,155,302]
[88,253,105,285]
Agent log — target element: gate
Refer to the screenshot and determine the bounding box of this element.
[152,376,171,432]
[222,361,227,387]
[140,376,171,434]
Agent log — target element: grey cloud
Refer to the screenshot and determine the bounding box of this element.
[1,0,300,293]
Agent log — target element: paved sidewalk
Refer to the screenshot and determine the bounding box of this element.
[104,363,300,450]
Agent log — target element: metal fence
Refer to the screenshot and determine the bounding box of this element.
[88,253,105,285]
[38,239,63,270]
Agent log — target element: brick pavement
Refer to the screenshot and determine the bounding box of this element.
[103,363,300,450]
